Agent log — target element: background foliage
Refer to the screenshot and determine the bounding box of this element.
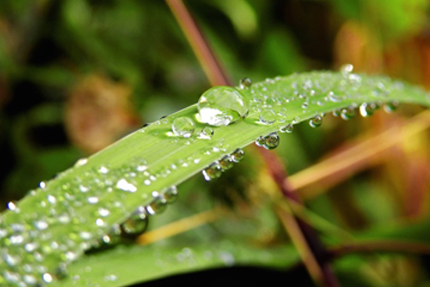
[1,0,430,286]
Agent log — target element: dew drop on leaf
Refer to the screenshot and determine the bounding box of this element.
[121,206,148,235]
[231,148,244,163]
[239,77,252,89]
[202,162,222,181]
[163,186,178,203]
[279,124,294,133]
[309,115,323,128]
[197,86,249,126]
[384,101,399,113]
[145,192,167,215]
[172,117,196,138]
[198,127,214,140]
[263,132,280,150]
[219,155,234,171]
[359,102,377,117]
[259,109,276,125]
[340,106,356,120]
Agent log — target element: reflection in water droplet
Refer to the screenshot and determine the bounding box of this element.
[145,193,167,215]
[279,124,294,133]
[340,106,356,120]
[359,102,377,117]
[202,162,222,181]
[259,109,276,125]
[239,77,252,89]
[197,86,249,126]
[263,133,280,150]
[198,127,214,140]
[384,101,399,113]
[163,186,178,203]
[231,148,245,163]
[219,155,233,171]
[255,136,265,147]
[121,206,148,235]
[172,117,195,138]
[309,115,323,128]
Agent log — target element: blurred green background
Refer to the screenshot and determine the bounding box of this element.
[2,0,430,286]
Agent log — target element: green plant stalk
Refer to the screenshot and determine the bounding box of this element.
[1,71,430,286]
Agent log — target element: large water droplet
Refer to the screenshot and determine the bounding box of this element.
[202,162,222,181]
[197,86,249,126]
[172,117,195,138]
[259,109,276,125]
[309,115,323,128]
[263,133,280,150]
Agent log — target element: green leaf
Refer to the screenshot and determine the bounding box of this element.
[1,71,430,286]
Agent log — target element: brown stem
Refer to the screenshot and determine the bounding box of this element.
[166,1,340,286]
[165,0,232,86]
[260,148,341,287]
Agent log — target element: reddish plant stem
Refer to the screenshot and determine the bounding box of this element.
[260,148,340,287]
[166,1,340,286]
[165,0,233,87]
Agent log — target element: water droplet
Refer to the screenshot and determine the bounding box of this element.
[121,206,148,235]
[87,196,99,204]
[197,86,249,126]
[98,208,110,217]
[259,109,276,125]
[328,91,342,102]
[104,274,118,282]
[263,132,280,150]
[255,136,265,147]
[309,115,323,128]
[34,220,49,230]
[340,106,356,120]
[231,148,244,163]
[163,186,178,203]
[279,124,294,133]
[239,77,252,89]
[202,162,222,181]
[42,273,53,283]
[116,179,137,193]
[145,192,167,215]
[39,181,47,189]
[198,127,214,139]
[219,155,233,171]
[99,166,109,174]
[384,101,399,113]
[340,64,354,75]
[302,102,309,109]
[74,158,88,167]
[6,201,18,211]
[359,102,377,117]
[172,117,195,138]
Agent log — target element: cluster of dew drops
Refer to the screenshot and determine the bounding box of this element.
[0,64,404,286]
[0,155,187,286]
